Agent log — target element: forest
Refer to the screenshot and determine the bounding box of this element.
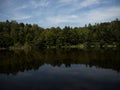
[0,19,120,49]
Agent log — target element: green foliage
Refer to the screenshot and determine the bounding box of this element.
[0,19,120,49]
[0,35,13,48]
[23,42,32,50]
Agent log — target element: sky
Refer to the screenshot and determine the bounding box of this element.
[0,0,120,28]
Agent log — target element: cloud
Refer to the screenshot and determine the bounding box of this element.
[55,0,102,16]
[15,5,28,10]
[11,13,32,20]
[30,0,50,8]
[47,15,79,24]
[14,0,50,11]
[79,0,100,8]
[0,0,120,28]
[46,6,120,27]
[58,0,101,9]
[83,6,120,23]
[59,0,78,3]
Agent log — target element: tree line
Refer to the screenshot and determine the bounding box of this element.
[0,19,120,49]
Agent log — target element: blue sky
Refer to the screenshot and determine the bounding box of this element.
[0,0,120,28]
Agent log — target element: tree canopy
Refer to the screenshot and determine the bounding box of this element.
[0,19,120,49]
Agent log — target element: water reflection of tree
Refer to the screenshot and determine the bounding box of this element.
[0,49,120,75]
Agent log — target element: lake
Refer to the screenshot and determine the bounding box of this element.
[0,49,120,90]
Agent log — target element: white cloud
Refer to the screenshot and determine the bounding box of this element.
[56,0,102,15]
[59,0,78,3]
[14,0,50,11]
[46,6,120,27]
[30,0,50,8]
[0,0,119,28]
[15,5,28,10]
[58,0,101,9]
[47,15,79,24]
[79,0,100,8]
[11,13,32,20]
[84,6,120,23]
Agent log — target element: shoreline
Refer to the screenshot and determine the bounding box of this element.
[0,44,119,51]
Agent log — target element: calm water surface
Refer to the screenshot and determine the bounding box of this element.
[0,49,120,90]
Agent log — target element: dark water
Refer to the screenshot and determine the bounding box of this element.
[0,49,120,90]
